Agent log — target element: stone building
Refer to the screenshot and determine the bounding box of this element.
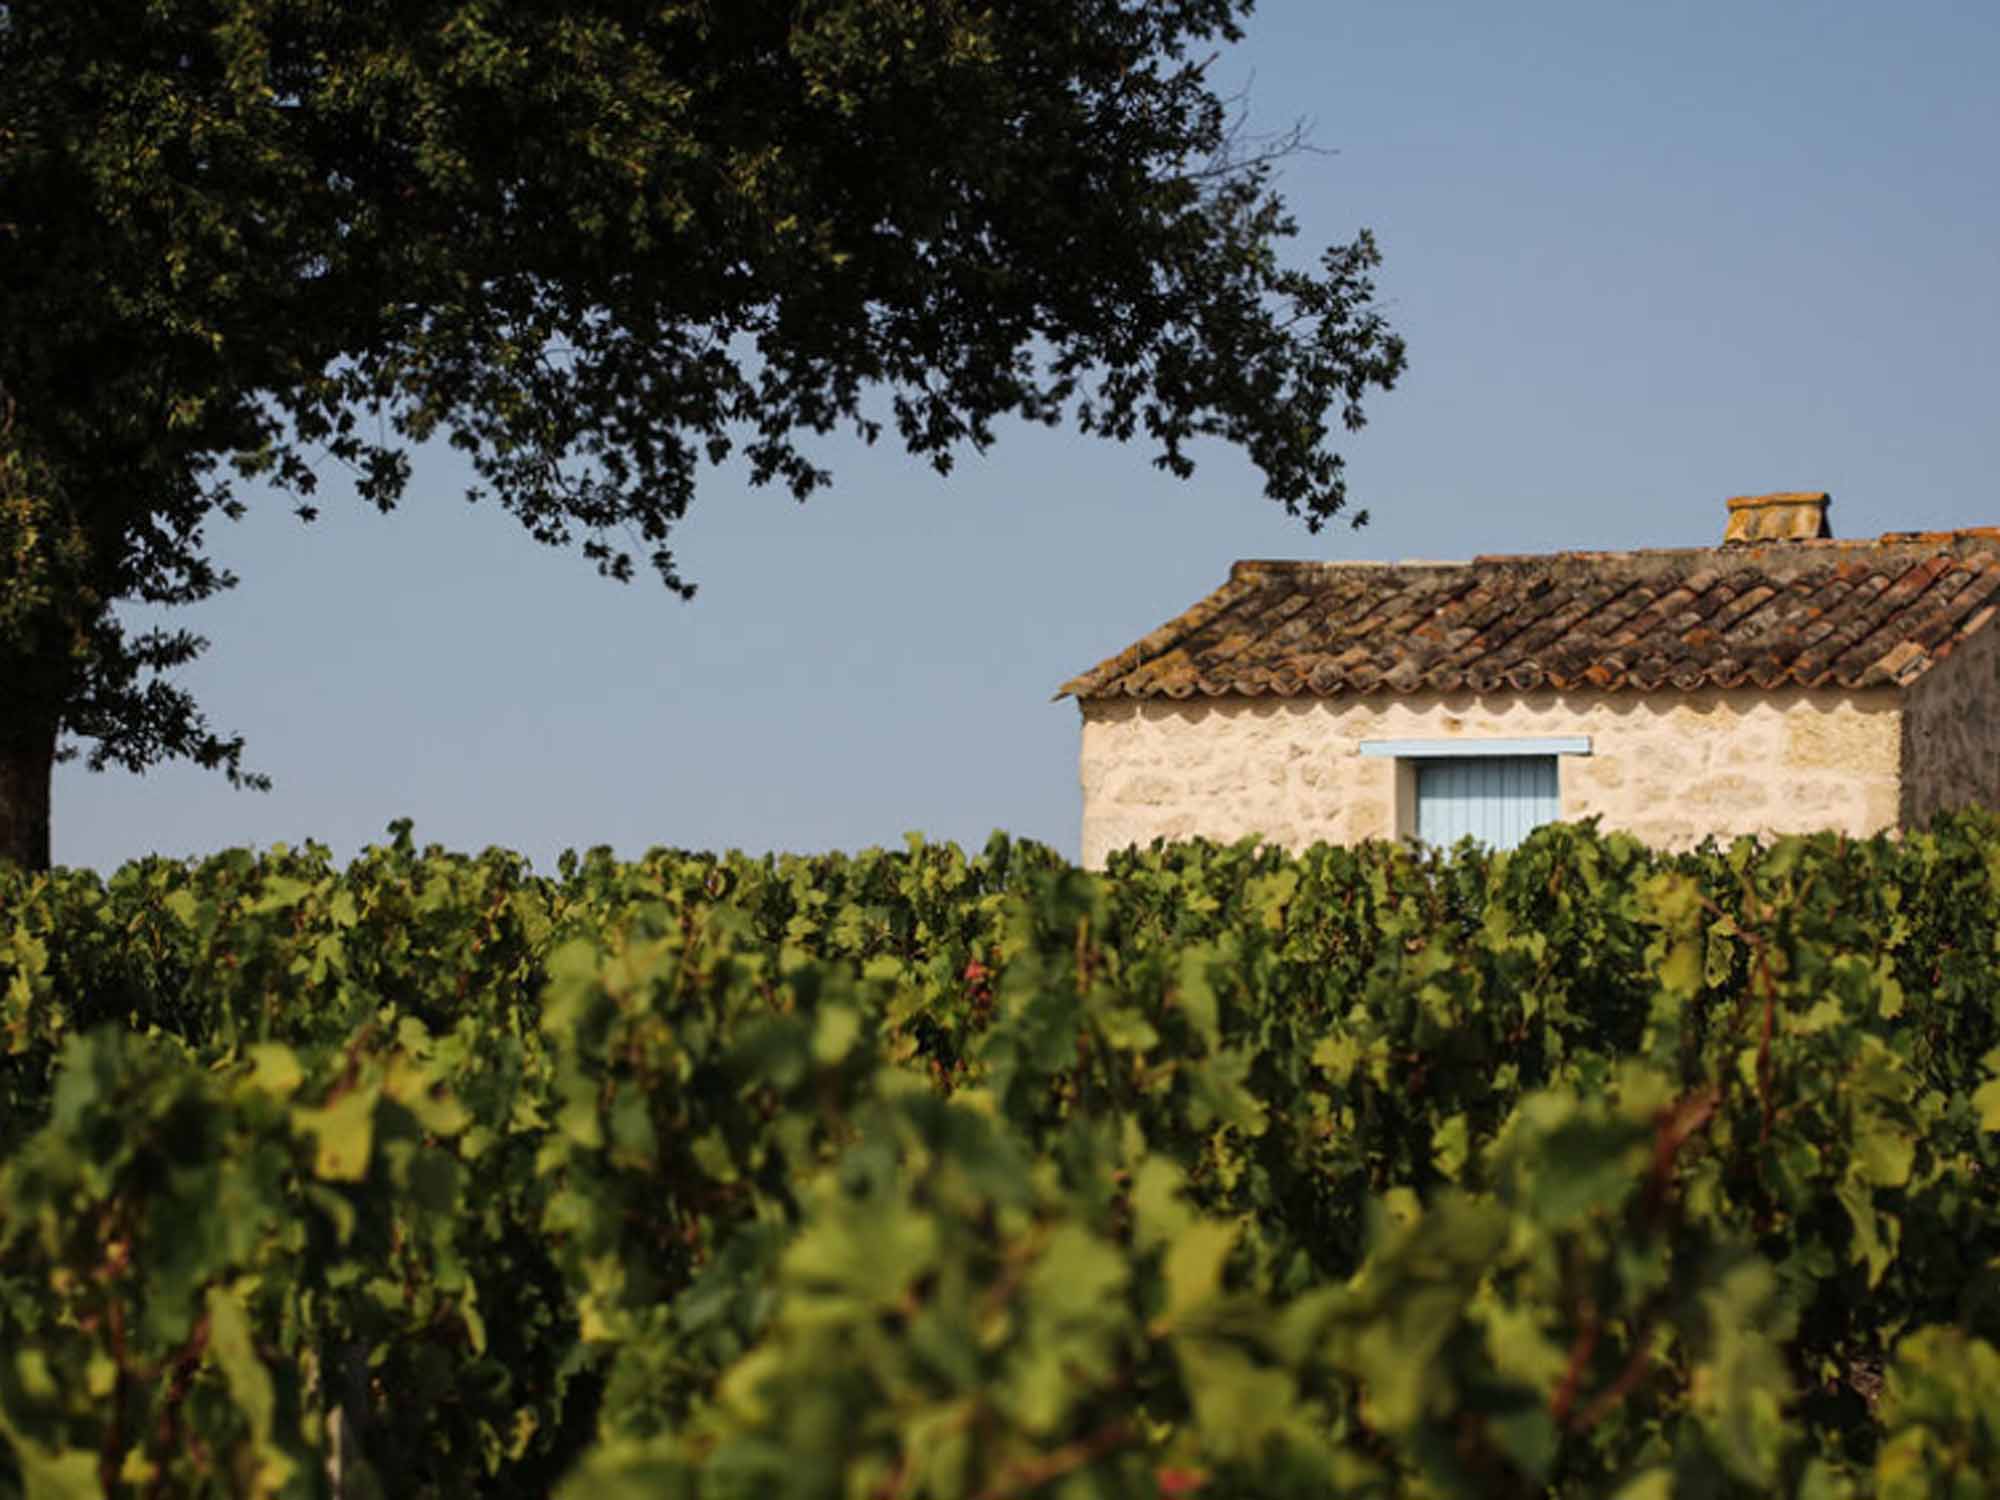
[1058,493,2000,867]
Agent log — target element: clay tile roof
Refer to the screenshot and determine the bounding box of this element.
[1057,530,2000,701]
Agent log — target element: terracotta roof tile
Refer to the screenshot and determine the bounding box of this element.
[1058,530,2000,701]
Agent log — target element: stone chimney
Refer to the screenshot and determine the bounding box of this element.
[1723,491,1832,544]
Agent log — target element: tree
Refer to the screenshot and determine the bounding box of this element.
[0,0,1404,871]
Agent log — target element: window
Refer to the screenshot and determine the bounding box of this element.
[1413,756,1557,847]
[1358,737,1591,851]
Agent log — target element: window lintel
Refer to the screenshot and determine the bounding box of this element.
[1358,736,1591,759]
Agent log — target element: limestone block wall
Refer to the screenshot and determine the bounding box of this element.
[1900,619,2000,826]
[1077,688,1904,868]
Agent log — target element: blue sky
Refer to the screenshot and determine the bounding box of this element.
[52,0,2000,871]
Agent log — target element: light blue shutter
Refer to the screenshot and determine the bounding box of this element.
[1416,756,1558,850]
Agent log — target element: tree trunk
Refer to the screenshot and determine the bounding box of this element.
[0,724,54,872]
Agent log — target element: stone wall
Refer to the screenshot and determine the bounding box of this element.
[1900,617,2000,826]
[1077,687,1904,868]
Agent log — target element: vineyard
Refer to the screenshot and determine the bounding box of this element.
[4,815,2000,1498]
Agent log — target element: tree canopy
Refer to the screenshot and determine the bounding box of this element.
[0,0,1404,868]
